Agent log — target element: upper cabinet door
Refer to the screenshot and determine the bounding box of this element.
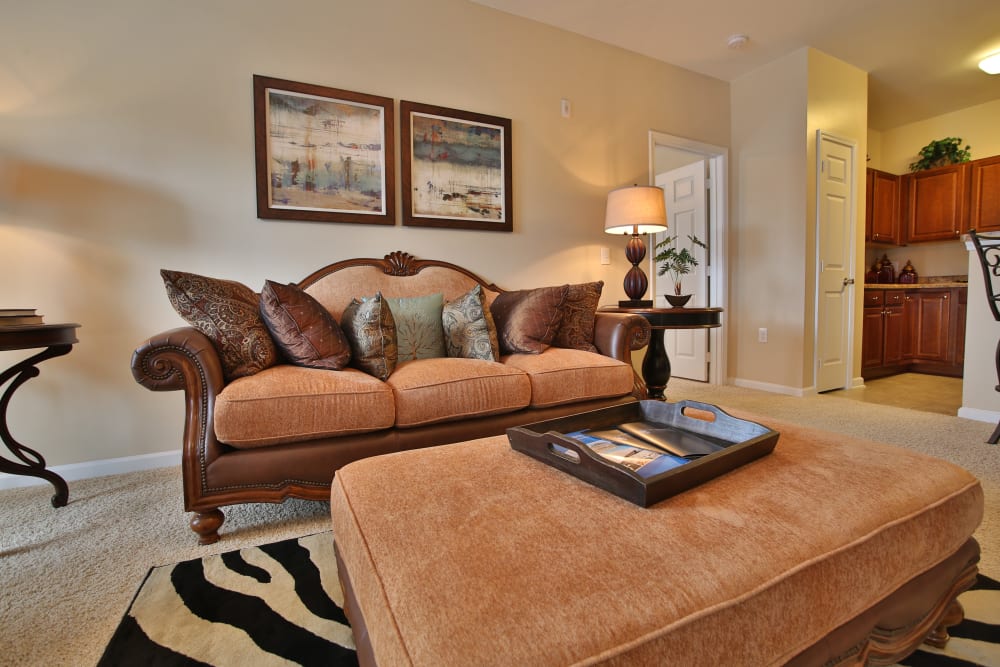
[867,168,900,244]
[969,155,1000,233]
[904,163,970,242]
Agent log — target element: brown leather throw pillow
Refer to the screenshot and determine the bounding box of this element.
[259,280,351,371]
[490,285,569,355]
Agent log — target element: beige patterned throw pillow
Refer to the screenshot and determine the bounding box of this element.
[442,285,500,361]
[341,292,397,380]
[160,269,278,381]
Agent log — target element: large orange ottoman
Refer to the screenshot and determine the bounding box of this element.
[329,412,983,666]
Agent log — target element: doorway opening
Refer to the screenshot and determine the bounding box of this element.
[648,131,728,386]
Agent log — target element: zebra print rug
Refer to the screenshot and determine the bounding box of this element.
[98,532,357,666]
[98,532,998,666]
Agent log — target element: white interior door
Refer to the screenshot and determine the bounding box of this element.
[654,160,709,381]
[815,131,856,392]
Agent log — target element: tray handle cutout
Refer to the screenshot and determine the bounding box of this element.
[548,442,581,463]
[680,405,717,423]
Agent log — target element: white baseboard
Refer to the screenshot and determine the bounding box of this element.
[0,450,181,491]
[851,376,866,389]
[732,378,812,397]
[957,406,1000,425]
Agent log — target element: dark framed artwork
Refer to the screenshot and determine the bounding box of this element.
[400,101,512,232]
[253,75,395,225]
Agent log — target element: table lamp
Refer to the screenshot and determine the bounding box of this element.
[604,185,668,307]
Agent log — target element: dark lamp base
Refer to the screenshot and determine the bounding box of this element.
[618,299,653,308]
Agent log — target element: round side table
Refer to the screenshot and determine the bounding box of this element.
[0,323,80,507]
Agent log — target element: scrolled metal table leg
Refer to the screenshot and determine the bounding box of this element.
[0,345,72,507]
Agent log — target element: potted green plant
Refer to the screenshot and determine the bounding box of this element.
[654,233,706,307]
[909,137,971,172]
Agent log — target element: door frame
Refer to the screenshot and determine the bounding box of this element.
[813,130,858,392]
[648,130,728,386]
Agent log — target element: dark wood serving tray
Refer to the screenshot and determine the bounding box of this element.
[506,400,779,507]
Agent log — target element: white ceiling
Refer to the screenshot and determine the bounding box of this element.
[472,0,1000,130]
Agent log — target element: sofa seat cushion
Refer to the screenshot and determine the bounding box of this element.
[386,358,531,428]
[502,347,634,407]
[215,365,395,448]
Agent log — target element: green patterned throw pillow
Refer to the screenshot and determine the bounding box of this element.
[386,293,446,362]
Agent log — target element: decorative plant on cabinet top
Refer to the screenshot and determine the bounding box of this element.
[654,233,706,297]
[909,137,971,172]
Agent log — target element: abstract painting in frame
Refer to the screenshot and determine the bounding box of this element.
[400,101,512,232]
[253,75,394,225]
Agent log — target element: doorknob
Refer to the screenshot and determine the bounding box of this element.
[843,277,855,286]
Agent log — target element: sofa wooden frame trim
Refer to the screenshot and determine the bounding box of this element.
[132,251,651,544]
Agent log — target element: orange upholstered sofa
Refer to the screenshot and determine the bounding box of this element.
[132,252,651,544]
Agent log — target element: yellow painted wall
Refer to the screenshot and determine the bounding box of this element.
[806,49,869,389]
[0,0,730,467]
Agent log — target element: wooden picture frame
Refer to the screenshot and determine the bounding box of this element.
[253,75,395,225]
[400,101,512,232]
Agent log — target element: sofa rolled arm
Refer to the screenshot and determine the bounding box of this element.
[593,312,650,399]
[131,327,228,501]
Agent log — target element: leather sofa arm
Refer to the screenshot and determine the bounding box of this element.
[131,327,228,493]
[593,312,650,399]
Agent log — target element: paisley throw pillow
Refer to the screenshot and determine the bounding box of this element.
[160,269,279,381]
[552,281,604,353]
[442,285,500,361]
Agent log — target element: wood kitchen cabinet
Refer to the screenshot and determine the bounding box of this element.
[969,155,1000,233]
[862,289,908,378]
[865,168,901,244]
[902,163,969,242]
[909,289,951,362]
[862,287,967,380]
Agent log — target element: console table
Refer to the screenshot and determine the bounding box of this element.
[0,323,80,507]
[600,306,722,399]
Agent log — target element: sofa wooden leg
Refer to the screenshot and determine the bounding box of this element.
[924,598,965,649]
[190,508,225,545]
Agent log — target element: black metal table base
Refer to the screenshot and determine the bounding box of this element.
[0,345,72,507]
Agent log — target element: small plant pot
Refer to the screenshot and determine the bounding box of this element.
[665,294,692,308]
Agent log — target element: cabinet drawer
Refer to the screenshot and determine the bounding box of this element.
[885,290,906,306]
[864,290,884,307]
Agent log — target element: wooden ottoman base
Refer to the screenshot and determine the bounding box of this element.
[330,414,984,667]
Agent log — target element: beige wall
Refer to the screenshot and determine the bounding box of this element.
[729,49,808,391]
[0,0,730,468]
[868,99,1000,418]
[729,48,866,393]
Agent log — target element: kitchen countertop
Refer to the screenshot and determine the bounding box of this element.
[864,282,968,289]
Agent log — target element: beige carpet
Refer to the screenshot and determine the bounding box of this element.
[0,381,996,666]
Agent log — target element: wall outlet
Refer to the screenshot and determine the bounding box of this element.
[600,246,610,265]
[758,328,768,343]
[560,98,571,118]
